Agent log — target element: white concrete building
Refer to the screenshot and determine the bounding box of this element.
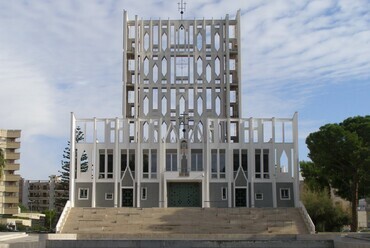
[70,10,300,209]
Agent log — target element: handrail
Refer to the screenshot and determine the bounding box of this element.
[299,201,315,234]
[55,200,71,233]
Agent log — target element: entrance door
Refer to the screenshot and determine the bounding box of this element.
[168,182,201,207]
[235,188,247,207]
[122,188,133,207]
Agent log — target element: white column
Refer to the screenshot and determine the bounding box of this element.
[136,119,141,208]
[236,9,242,116]
[122,10,128,117]
[204,119,210,208]
[70,112,76,207]
[158,118,163,207]
[227,148,232,208]
[164,178,168,208]
[114,118,120,208]
[249,118,255,208]
[92,118,97,208]
[272,118,277,208]
[293,112,300,207]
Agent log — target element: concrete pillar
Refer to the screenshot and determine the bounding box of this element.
[92,118,97,208]
[70,113,76,207]
[114,118,119,208]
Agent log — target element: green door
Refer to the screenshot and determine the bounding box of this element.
[235,188,247,207]
[168,182,201,207]
[122,188,134,207]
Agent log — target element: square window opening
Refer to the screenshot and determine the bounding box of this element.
[105,193,113,200]
[255,193,263,200]
[141,187,147,200]
[280,188,290,200]
[79,188,89,200]
[221,187,227,200]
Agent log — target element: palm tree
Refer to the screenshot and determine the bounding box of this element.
[0,149,5,179]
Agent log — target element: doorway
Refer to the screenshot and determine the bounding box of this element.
[168,182,201,207]
[121,188,134,207]
[235,188,247,207]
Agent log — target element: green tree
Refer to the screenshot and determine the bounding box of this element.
[302,188,350,232]
[300,161,331,193]
[306,116,370,231]
[56,127,88,211]
[43,209,57,231]
[0,148,5,179]
[18,203,29,213]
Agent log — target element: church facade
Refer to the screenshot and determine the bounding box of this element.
[69,10,300,209]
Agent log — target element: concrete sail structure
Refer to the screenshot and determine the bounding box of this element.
[70,10,300,209]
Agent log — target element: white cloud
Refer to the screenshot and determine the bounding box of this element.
[0,50,58,136]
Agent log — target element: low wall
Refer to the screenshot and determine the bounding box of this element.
[45,239,334,248]
[2,234,370,248]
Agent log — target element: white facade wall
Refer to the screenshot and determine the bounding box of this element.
[70,10,300,208]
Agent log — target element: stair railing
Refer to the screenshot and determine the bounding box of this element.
[56,200,71,233]
[299,201,315,234]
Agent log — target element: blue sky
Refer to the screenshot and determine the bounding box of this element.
[1,0,369,180]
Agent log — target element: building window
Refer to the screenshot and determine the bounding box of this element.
[143,149,149,178]
[233,149,239,177]
[191,149,203,171]
[99,150,105,179]
[211,150,217,178]
[241,149,248,174]
[120,150,127,178]
[280,188,290,200]
[107,152,113,178]
[143,149,157,179]
[105,193,113,200]
[263,149,269,179]
[99,149,114,179]
[219,149,226,178]
[166,150,177,171]
[255,149,269,179]
[211,149,226,179]
[129,150,135,177]
[221,187,227,200]
[141,187,147,200]
[255,193,263,200]
[151,150,157,179]
[78,188,89,200]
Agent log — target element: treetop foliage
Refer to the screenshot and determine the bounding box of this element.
[305,115,370,231]
[56,126,87,210]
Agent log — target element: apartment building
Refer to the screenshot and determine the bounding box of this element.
[0,129,21,215]
[22,175,65,213]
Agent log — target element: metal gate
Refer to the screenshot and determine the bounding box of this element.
[122,188,134,207]
[235,188,247,207]
[168,182,201,207]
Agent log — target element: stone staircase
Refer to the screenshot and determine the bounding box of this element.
[59,207,309,238]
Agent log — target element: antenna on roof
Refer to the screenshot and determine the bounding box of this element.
[178,0,186,20]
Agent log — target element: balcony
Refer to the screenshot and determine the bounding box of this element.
[0,130,21,138]
[4,174,20,182]
[3,141,21,149]
[4,163,20,171]
[4,186,19,193]
[4,196,19,204]
[4,153,20,160]
[3,207,18,215]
